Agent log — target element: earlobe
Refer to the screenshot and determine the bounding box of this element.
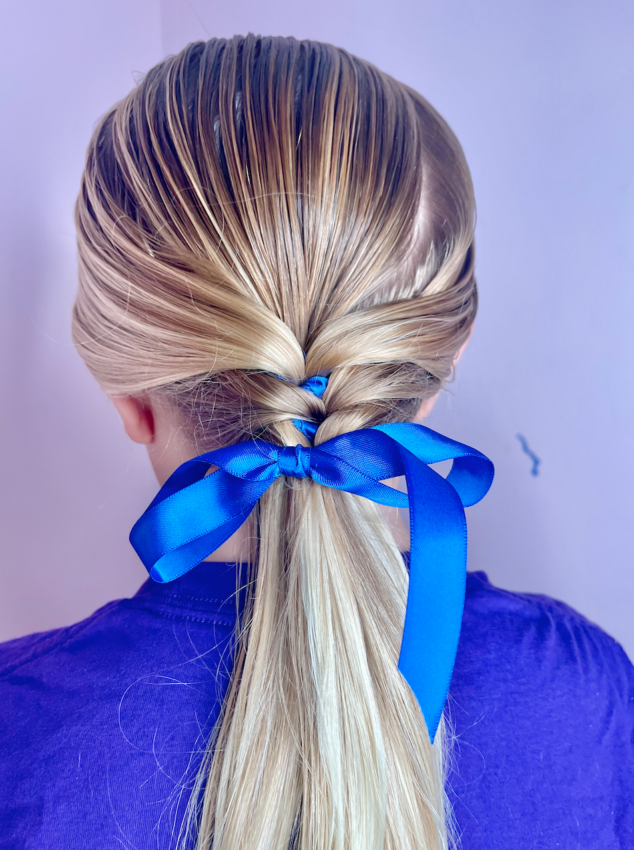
[110,395,155,445]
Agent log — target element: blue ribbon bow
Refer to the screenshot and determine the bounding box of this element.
[130,422,494,741]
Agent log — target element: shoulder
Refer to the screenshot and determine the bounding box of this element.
[0,600,121,678]
[0,587,237,767]
[456,570,634,751]
[0,588,236,684]
[0,590,238,847]
[459,570,634,705]
[455,570,634,770]
[449,572,634,845]
[461,570,633,688]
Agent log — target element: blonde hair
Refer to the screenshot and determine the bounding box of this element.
[73,35,477,850]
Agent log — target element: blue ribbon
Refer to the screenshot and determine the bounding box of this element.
[129,422,493,741]
[292,374,329,441]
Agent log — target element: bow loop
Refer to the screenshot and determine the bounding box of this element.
[129,422,494,742]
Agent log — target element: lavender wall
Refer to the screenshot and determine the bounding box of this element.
[1,1,633,658]
[0,1,162,640]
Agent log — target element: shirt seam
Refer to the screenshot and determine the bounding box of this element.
[121,597,236,628]
[135,592,243,607]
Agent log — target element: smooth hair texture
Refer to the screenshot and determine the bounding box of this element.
[73,35,477,850]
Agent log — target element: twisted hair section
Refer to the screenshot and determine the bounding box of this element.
[73,34,476,850]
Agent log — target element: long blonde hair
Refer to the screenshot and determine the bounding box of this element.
[73,35,476,850]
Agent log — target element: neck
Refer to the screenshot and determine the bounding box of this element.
[203,474,410,561]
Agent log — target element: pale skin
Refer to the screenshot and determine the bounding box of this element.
[112,335,471,561]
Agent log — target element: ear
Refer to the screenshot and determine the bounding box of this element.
[414,322,475,423]
[454,321,475,366]
[110,395,156,445]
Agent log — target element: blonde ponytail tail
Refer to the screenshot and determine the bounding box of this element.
[73,34,476,850]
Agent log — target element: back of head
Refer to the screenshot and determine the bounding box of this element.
[73,34,476,850]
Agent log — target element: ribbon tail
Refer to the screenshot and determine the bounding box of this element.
[397,448,468,743]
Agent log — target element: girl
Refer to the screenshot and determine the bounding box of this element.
[1,35,632,850]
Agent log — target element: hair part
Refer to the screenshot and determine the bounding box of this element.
[73,34,476,850]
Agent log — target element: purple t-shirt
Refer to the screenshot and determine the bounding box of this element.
[1,560,633,848]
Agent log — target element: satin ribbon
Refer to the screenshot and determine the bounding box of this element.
[129,423,493,741]
[292,374,329,441]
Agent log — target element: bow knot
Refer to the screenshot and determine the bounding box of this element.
[278,444,312,478]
